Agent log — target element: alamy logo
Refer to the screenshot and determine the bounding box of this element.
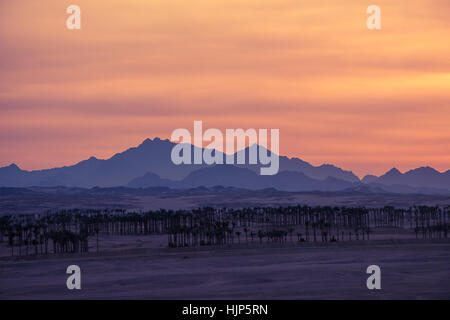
[66,5,81,30]
[366,265,381,290]
[170,121,279,175]
[366,5,381,30]
[66,265,81,290]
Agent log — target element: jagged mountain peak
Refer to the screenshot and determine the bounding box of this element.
[406,166,439,175]
[367,166,449,191]
[7,163,20,170]
[139,137,171,146]
[385,167,402,175]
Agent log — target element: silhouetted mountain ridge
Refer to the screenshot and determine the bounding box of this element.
[0,138,358,187]
[362,166,450,190]
[0,138,449,193]
[128,165,355,192]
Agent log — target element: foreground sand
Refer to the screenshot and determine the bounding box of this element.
[1,240,449,299]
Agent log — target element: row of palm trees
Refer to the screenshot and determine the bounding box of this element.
[3,226,89,256]
[165,205,449,247]
[166,217,374,247]
[0,212,93,256]
[0,205,448,254]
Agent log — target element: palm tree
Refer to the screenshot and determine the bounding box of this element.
[289,228,294,242]
[7,229,15,256]
[312,223,317,242]
[258,230,263,244]
[95,226,99,253]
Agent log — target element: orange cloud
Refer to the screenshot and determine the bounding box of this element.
[0,0,449,177]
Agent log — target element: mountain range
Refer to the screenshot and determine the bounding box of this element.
[0,138,449,194]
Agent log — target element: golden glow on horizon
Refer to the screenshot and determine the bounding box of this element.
[0,0,449,177]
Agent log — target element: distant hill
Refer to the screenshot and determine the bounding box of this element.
[362,167,450,191]
[128,165,354,192]
[0,138,360,188]
[1,138,449,194]
[235,144,359,182]
[0,138,203,187]
[128,166,450,195]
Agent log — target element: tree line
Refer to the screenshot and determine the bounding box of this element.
[0,205,448,255]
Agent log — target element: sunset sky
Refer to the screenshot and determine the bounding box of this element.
[0,0,449,177]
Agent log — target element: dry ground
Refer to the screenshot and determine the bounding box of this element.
[1,239,449,299]
[1,188,450,215]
